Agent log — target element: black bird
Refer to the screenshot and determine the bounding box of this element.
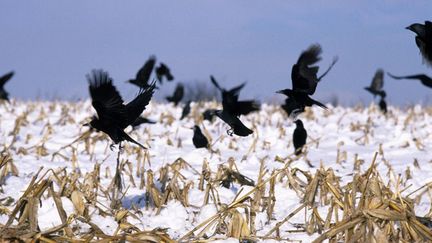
[277,44,337,116]
[379,98,387,114]
[387,72,432,89]
[192,125,209,148]
[128,56,156,89]
[406,21,432,66]
[210,75,260,116]
[202,109,217,122]
[281,98,302,118]
[156,63,174,83]
[215,110,253,137]
[86,69,156,149]
[180,100,191,120]
[293,120,307,156]
[291,44,337,95]
[277,89,327,111]
[0,71,14,101]
[364,69,386,98]
[130,116,156,129]
[166,83,184,106]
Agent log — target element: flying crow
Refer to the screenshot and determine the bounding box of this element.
[0,71,14,101]
[387,72,432,89]
[86,69,155,149]
[406,21,432,66]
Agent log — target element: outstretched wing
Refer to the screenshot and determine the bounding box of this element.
[136,56,156,85]
[297,44,322,81]
[125,82,156,127]
[371,69,384,90]
[210,75,224,92]
[292,44,322,94]
[88,69,126,125]
[317,56,338,81]
[387,72,432,88]
[0,71,14,88]
[227,82,246,98]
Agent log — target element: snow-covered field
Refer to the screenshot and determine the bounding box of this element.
[1,100,431,242]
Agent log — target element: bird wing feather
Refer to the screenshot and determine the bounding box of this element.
[371,69,384,90]
[136,56,156,85]
[125,82,156,127]
[88,70,127,126]
[0,71,14,88]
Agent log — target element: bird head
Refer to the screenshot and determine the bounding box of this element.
[276,89,291,96]
[83,118,98,131]
[406,23,424,35]
[295,119,304,128]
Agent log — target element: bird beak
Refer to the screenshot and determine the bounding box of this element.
[276,90,284,94]
[83,123,90,127]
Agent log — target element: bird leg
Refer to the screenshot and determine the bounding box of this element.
[109,143,116,151]
[110,142,123,209]
[118,143,124,153]
[226,128,234,136]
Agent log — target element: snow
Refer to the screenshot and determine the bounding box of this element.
[0,100,431,242]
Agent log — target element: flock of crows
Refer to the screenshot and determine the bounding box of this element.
[0,21,431,159]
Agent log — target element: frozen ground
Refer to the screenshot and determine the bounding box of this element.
[0,100,431,242]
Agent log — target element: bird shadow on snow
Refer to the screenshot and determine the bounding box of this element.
[121,194,147,209]
[121,184,241,209]
[121,180,165,209]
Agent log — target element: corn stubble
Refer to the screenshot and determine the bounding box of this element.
[0,101,431,242]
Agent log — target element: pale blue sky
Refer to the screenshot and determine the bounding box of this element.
[1,1,431,105]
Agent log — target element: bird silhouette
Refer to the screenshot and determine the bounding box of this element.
[379,98,387,114]
[180,100,191,120]
[387,72,432,89]
[86,69,156,149]
[128,56,156,89]
[406,21,432,67]
[278,44,337,116]
[166,83,184,106]
[291,44,338,95]
[192,125,209,148]
[210,75,260,116]
[156,63,174,83]
[0,71,14,101]
[215,110,253,137]
[293,119,307,155]
[364,69,386,98]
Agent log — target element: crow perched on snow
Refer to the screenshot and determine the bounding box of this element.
[406,21,432,67]
[364,69,386,98]
[0,71,14,101]
[192,125,209,148]
[166,83,184,106]
[215,110,253,137]
[180,100,191,120]
[210,75,260,116]
[387,72,432,89]
[128,56,156,89]
[278,44,337,117]
[156,63,174,83]
[293,119,307,156]
[86,69,156,149]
